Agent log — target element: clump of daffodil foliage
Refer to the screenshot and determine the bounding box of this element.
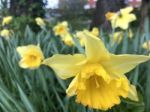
[0,6,150,112]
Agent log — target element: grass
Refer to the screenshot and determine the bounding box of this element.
[0,18,150,112]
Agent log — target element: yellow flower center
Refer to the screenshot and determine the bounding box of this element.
[80,64,110,83]
[57,26,67,35]
[20,51,43,69]
[29,55,37,61]
[58,27,64,32]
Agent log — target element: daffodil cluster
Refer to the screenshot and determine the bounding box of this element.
[53,21,74,46]
[106,6,136,45]
[15,6,150,111]
[0,16,47,39]
[16,30,150,110]
[53,21,100,46]
[0,16,13,39]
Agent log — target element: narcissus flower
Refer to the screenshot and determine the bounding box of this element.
[35,17,45,27]
[0,29,11,39]
[128,29,133,39]
[17,45,44,69]
[111,30,133,45]
[53,21,74,46]
[112,31,123,44]
[106,7,136,29]
[61,33,74,46]
[142,41,150,50]
[2,16,13,26]
[43,30,150,110]
[53,21,69,36]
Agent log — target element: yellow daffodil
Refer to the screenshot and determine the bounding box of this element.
[0,29,11,39]
[112,31,123,45]
[17,45,44,69]
[128,29,133,39]
[2,16,13,26]
[53,21,69,36]
[106,7,136,29]
[57,27,99,47]
[61,33,74,46]
[35,17,45,27]
[53,21,74,46]
[111,30,133,45]
[91,27,99,37]
[142,41,150,50]
[43,30,150,110]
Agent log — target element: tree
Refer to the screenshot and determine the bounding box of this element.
[9,0,46,17]
[140,0,150,31]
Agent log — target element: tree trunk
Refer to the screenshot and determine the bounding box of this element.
[140,0,150,32]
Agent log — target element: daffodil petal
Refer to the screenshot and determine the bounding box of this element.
[128,85,139,101]
[17,46,29,57]
[62,21,68,26]
[120,6,133,14]
[102,54,150,75]
[66,75,79,96]
[17,45,43,58]
[83,31,110,62]
[19,59,29,69]
[115,18,129,29]
[43,54,86,79]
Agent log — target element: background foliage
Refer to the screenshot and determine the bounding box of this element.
[0,0,150,112]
